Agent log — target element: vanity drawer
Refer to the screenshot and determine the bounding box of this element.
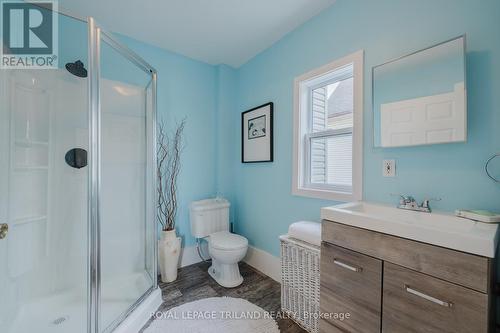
[382,262,489,333]
[322,220,491,293]
[320,242,382,333]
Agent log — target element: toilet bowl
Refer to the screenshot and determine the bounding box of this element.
[207,231,248,288]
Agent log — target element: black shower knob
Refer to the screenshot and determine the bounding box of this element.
[65,148,88,169]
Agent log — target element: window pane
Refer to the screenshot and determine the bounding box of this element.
[311,77,353,133]
[310,134,352,187]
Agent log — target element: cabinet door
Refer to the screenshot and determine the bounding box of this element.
[320,242,382,333]
[382,262,489,333]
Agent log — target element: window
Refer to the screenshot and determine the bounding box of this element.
[293,50,363,201]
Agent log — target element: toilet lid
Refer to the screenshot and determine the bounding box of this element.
[209,231,248,250]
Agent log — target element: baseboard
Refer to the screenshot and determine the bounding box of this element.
[244,245,281,283]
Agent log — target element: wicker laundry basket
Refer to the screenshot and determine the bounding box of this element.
[280,235,320,333]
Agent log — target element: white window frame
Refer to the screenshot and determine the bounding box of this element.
[292,50,363,202]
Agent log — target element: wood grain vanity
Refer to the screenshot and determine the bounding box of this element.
[319,220,496,333]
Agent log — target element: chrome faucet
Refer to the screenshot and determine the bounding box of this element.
[392,194,441,213]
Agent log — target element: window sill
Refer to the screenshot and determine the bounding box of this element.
[292,186,360,202]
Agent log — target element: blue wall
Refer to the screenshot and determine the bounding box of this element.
[222,0,500,257]
[215,65,238,222]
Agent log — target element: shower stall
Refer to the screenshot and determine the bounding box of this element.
[0,9,160,333]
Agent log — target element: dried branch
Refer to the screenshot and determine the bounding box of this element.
[157,118,186,231]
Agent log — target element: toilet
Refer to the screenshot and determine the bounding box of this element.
[190,198,248,288]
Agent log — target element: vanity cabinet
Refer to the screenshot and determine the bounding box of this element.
[320,220,494,333]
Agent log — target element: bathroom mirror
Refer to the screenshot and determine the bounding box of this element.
[373,36,466,147]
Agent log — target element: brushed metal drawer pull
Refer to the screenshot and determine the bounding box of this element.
[333,259,363,272]
[404,284,453,308]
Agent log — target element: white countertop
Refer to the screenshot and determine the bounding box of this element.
[321,202,499,258]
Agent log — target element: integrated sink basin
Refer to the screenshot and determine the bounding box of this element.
[321,202,499,258]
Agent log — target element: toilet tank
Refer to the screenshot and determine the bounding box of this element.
[190,198,230,238]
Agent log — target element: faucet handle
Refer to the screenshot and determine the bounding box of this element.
[391,193,413,205]
[421,197,442,208]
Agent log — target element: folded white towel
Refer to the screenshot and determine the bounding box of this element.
[288,221,321,246]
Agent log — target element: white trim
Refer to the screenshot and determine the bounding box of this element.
[243,245,281,283]
[292,50,364,202]
[307,127,352,139]
[112,288,162,333]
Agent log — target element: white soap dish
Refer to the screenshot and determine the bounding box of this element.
[455,210,500,223]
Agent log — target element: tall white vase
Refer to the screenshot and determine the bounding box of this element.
[158,229,181,283]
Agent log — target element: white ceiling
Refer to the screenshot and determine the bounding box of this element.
[59,0,336,67]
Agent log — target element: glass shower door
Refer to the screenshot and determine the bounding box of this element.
[97,29,156,332]
[0,11,89,333]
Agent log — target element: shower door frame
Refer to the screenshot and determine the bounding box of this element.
[87,17,158,333]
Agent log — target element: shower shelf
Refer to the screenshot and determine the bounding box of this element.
[12,215,47,226]
[12,166,48,171]
[15,140,49,147]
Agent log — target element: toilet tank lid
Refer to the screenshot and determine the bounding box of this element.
[190,198,230,212]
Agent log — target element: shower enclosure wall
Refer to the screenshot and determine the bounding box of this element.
[0,10,159,333]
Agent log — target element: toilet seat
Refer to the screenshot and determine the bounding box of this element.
[209,231,248,250]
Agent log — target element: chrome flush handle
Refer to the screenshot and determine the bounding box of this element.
[0,224,8,239]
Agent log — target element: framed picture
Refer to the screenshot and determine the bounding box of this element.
[241,102,274,163]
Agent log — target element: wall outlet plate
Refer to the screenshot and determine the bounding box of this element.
[383,160,396,177]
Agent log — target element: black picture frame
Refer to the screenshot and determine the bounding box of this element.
[241,102,274,163]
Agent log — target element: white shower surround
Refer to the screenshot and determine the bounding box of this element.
[0,68,159,333]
